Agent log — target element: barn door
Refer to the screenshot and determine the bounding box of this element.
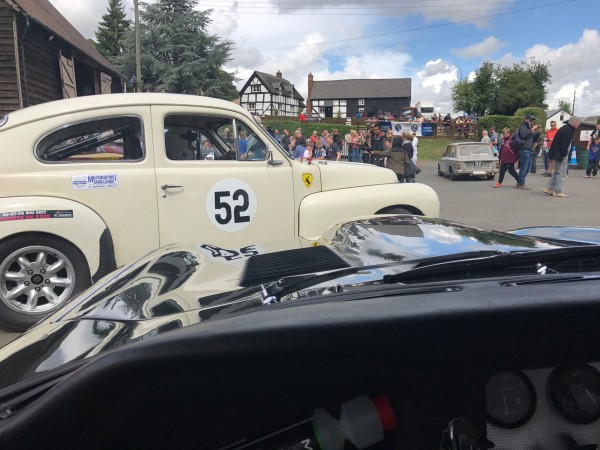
[59,52,77,98]
[100,72,112,94]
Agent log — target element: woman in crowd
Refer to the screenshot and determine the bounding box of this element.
[493,127,519,188]
[349,130,361,162]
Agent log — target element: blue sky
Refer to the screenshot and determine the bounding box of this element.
[50,0,600,117]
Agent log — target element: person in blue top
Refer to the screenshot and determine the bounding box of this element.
[238,131,248,158]
[294,136,307,159]
[585,135,600,178]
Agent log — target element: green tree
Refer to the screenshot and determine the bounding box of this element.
[114,0,238,99]
[451,59,551,117]
[558,100,572,114]
[451,79,476,115]
[95,0,131,58]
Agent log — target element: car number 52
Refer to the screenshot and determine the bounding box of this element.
[206,179,257,232]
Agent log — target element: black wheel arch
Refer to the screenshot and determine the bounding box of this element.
[375,205,422,215]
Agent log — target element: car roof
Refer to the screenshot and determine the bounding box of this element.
[1,93,251,131]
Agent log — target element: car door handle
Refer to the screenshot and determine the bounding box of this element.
[161,184,183,190]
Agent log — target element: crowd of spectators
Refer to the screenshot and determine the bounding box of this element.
[270,125,419,183]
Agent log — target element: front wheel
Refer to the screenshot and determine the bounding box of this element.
[0,235,91,331]
[449,167,457,181]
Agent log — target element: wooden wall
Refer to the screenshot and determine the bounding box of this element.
[1,2,122,115]
[0,2,20,114]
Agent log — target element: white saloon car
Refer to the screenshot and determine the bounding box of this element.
[0,93,440,330]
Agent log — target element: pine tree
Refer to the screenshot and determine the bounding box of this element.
[95,0,132,58]
[114,0,238,99]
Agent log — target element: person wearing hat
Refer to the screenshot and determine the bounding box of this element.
[585,134,600,178]
[543,116,581,197]
[514,114,541,190]
[368,136,411,182]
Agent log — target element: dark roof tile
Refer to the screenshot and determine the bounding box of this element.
[310,78,411,99]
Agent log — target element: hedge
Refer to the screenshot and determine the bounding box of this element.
[262,119,355,137]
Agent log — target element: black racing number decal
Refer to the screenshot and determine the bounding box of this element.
[200,244,242,261]
[232,189,250,223]
[214,191,232,225]
[200,244,259,261]
[214,189,250,225]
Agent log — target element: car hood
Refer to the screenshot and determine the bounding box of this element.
[311,160,398,190]
[0,216,592,389]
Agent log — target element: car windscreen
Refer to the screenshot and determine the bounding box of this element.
[458,145,492,157]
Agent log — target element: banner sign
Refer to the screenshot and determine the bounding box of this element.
[392,122,422,136]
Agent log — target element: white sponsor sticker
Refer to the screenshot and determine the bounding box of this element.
[206,178,257,232]
[72,174,119,190]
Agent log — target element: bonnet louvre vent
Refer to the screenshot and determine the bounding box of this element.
[240,246,350,287]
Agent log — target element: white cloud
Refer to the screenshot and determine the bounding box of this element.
[43,1,600,118]
[453,36,509,59]
[524,29,600,116]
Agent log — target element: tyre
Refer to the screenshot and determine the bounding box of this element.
[438,165,444,176]
[449,167,457,181]
[0,235,91,331]
[377,206,414,215]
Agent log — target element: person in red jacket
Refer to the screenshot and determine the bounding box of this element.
[493,127,519,188]
[543,120,559,176]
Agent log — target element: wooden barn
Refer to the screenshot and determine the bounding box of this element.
[0,0,122,115]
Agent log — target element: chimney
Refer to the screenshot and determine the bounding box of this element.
[276,70,282,78]
[307,73,314,115]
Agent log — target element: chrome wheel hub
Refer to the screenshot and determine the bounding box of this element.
[0,246,76,314]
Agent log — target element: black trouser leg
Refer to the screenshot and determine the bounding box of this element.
[498,163,508,183]
[507,163,519,181]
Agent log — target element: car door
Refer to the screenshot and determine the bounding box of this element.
[441,146,452,174]
[152,106,295,250]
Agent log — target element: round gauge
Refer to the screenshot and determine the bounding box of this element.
[485,371,536,428]
[549,364,600,424]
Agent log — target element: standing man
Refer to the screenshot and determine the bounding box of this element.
[515,114,541,190]
[369,127,385,166]
[543,120,559,176]
[587,123,600,150]
[543,116,581,198]
[489,127,499,156]
[411,132,419,165]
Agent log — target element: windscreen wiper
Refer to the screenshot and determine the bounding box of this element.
[259,250,513,304]
[383,245,600,284]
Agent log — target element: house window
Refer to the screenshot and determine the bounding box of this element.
[333,100,339,106]
[358,99,365,106]
[340,100,347,106]
[248,103,256,110]
[358,108,365,113]
[251,85,260,93]
[560,114,564,121]
[319,107,325,114]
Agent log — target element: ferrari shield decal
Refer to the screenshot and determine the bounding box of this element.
[302,173,313,188]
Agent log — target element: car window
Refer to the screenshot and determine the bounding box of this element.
[458,145,493,157]
[165,115,267,162]
[234,120,267,161]
[36,117,144,163]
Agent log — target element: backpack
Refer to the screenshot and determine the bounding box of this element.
[512,129,525,151]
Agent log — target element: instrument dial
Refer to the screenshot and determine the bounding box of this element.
[486,371,536,428]
[549,364,600,424]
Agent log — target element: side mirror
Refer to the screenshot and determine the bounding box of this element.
[268,150,283,166]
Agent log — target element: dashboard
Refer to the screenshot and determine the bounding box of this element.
[487,364,600,449]
[1,275,600,450]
